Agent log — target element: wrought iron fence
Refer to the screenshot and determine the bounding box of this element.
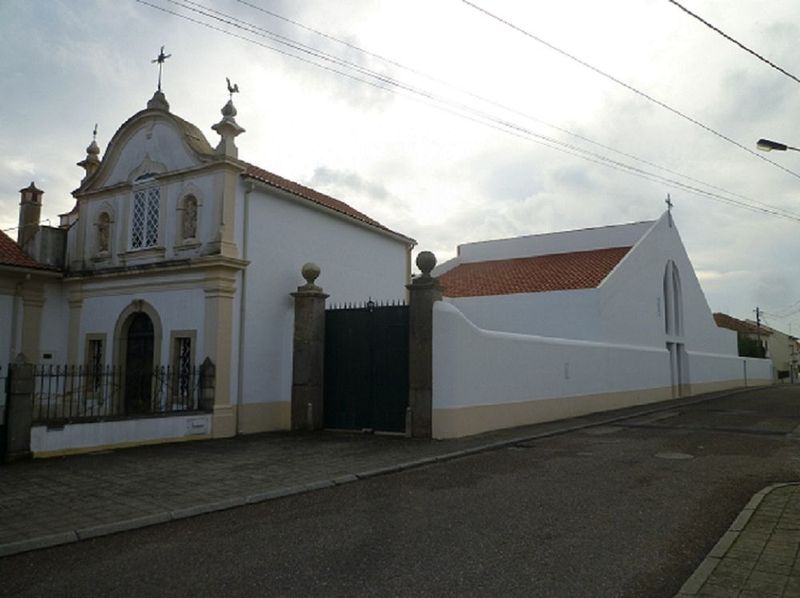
[32,364,207,424]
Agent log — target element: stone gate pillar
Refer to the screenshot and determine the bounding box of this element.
[6,353,34,462]
[290,263,328,431]
[407,251,441,438]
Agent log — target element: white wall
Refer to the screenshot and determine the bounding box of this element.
[433,301,772,437]
[240,184,410,410]
[0,293,15,365]
[599,214,736,355]
[433,301,670,410]
[77,273,206,367]
[435,220,655,275]
[445,288,602,340]
[688,350,772,385]
[30,413,212,455]
[38,281,69,364]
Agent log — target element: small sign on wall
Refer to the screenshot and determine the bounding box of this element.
[186,417,209,435]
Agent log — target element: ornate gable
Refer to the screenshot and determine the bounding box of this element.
[77,103,216,195]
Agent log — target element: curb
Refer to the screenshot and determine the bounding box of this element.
[673,482,800,597]
[0,385,773,559]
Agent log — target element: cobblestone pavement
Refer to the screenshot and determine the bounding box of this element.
[677,483,800,598]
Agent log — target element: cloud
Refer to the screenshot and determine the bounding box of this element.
[308,166,390,200]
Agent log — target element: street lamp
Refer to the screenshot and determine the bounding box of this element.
[756,138,800,152]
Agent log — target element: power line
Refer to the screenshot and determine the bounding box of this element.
[234,0,799,218]
[135,0,800,223]
[666,0,800,85]
[460,0,800,183]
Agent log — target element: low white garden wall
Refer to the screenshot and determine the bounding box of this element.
[30,414,212,457]
[432,302,771,438]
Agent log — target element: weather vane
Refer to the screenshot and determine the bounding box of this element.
[226,77,240,100]
[152,45,172,92]
[92,123,98,141]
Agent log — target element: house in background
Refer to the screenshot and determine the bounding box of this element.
[430,213,772,438]
[713,313,798,382]
[712,312,770,359]
[2,86,414,456]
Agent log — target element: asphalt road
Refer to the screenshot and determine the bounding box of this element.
[4,386,800,597]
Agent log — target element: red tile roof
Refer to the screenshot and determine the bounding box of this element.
[439,246,632,298]
[0,229,49,270]
[713,312,771,336]
[241,162,414,244]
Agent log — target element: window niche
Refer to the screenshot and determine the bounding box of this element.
[95,211,113,259]
[176,193,202,248]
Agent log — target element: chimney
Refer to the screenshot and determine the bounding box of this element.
[18,182,43,248]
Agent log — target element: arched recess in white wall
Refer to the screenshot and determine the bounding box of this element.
[663,260,684,337]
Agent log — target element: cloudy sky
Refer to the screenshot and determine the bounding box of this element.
[2,0,800,333]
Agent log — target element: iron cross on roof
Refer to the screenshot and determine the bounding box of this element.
[152,45,172,92]
[665,193,674,227]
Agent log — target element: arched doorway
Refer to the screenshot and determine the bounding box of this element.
[124,312,155,413]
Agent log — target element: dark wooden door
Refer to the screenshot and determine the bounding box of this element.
[324,304,409,433]
[125,313,154,414]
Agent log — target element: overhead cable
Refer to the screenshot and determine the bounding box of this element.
[666,0,800,85]
[135,0,800,223]
[460,0,800,183]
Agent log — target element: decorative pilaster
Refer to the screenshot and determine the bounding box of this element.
[290,263,329,431]
[203,267,238,438]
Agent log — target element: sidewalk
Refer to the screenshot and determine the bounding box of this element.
[676,483,800,598]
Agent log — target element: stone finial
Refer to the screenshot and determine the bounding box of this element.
[212,84,245,158]
[416,251,437,279]
[77,124,102,181]
[147,90,170,111]
[300,262,321,290]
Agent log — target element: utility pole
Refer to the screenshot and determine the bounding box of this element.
[755,306,763,358]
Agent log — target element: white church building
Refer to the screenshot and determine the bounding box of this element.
[1,87,414,455]
[431,213,772,438]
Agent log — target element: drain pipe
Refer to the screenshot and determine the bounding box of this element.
[235,181,254,434]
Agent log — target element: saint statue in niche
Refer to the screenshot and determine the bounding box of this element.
[97,212,110,253]
[183,196,197,240]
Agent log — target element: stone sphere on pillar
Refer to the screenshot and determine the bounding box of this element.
[416,251,437,278]
[301,262,321,286]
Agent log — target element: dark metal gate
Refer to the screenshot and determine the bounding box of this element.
[324,302,409,433]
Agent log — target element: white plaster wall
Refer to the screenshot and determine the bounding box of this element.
[445,289,602,340]
[78,274,206,366]
[432,303,768,421]
[0,293,13,412]
[30,414,212,454]
[435,220,655,275]
[599,214,736,354]
[240,185,410,409]
[38,282,69,364]
[0,293,15,365]
[79,171,220,271]
[433,302,671,410]
[687,350,772,384]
